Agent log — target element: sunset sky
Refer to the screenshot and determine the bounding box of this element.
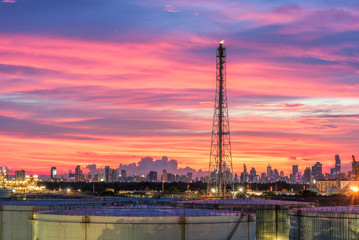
[0,0,359,175]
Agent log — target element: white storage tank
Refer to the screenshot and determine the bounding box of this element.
[179,199,313,240]
[33,206,256,240]
[0,199,101,240]
[289,206,359,240]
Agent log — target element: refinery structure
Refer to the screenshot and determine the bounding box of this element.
[208,41,234,198]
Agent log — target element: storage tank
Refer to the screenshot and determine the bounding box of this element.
[0,199,101,240]
[289,206,359,240]
[33,206,256,240]
[0,189,11,199]
[179,199,313,240]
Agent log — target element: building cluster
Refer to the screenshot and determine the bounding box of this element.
[49,165,196,183]
[238,154,355,185]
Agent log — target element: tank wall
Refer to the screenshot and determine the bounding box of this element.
[289,210,359,240]
[0,203,100,240]
[255,208,289,240]
[1,205,33,240]
[33,214,256,240]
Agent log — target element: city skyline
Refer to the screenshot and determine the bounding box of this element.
[1,0,359,175]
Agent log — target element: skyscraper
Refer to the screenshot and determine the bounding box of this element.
[105,166,110,183]
[302,167,311,184]
[149,171,157,182]
[162,170,168,183]
[75,165,84,182]
[292,165,298,182]
[312,162,323,180]
[51,167,57,180]
[335,154,341,174]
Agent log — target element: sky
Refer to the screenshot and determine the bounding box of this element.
[0,0,359,175]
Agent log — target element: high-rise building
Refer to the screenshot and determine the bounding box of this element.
[240,164,249,183]
[149,171,157,182]
[162,170,168,183]
[295,172,302,183]
[312,162,323,180]
[51,167,57,180]
[187,172,193,182]
[208,41,234,197]
[97,172,105,182]
[75,165,84,182]
[267,164,273,181]
[274,169,279,181]
[120,169,126,182]
[292,165,298,182]
[302,167,311,184]
[249,168,257,182]
[105,166,110,183]
[167,173,175,182]
[335,154,341,174]
[109,168,118,182]
[15,170,25,181]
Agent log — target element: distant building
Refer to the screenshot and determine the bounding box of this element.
[267,164,273,180]
[302,167,311,184]
[149,171,157,182]
[97,172,105,182]
[292,165,298,182]
[240,164,249,183]
[187,172,193,182]
[312,162,323,180]
[335,154,341,174]
[120,169,127,182]
[15,170,25,181]
[249,168,256,182]
[295,172,302,183]
[75,165,85,182]
[51,167,57,180]
[105,166,110,183]
[167,173,175,182]
[316,180,338,192]
[109,168,118,182]
[162,170,168,183]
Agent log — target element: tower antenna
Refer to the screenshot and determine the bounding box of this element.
[208,41,234,198]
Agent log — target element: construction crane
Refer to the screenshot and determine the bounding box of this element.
[353,155,359,180]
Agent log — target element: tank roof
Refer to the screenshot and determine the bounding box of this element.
[181,199,312,206]
[294,206,359,213]
[38,206,242,217]
[0,199,100,206]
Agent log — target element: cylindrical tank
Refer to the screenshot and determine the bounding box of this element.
[178,199,313,240]
[326,187,339,196]
[289,206,359,240]
[0,199,101,240]
[33,206,256,240]
[0,189,11,199]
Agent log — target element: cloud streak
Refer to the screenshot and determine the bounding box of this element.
[0,0,358,175]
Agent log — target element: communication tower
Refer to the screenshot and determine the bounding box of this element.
[208,41,234,197]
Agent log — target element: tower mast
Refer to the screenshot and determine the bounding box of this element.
[208,41,234,198]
